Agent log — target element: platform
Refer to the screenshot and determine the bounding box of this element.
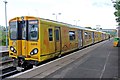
[0,46,8,53]
[9,39,119,79]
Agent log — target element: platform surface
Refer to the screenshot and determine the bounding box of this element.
[45,39,118,78]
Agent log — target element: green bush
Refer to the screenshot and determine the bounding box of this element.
[0,26,8,46]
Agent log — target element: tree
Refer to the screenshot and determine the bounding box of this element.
[85,27,92,29]
[113,0,120,26]
[93,28,96,30]
[100,28,102,30]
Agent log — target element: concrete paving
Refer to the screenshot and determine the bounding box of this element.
[45,39,118,78]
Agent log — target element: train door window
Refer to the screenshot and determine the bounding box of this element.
[69,31,75,40]
[55,29,59,41]
[21,21,27,40]
[22,27,26,39]
[48,28,53,41]
[28,20,38,40]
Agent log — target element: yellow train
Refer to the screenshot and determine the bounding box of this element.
[9,16,109,70]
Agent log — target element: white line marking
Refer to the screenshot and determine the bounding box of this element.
[99,51,111,79]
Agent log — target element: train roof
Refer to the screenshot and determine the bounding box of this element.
[9,16,108,34]
[40,17,108,34]
[40,18,95,30]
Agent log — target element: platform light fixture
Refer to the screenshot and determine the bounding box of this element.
[74,20,80,26]
[52,13,61,21]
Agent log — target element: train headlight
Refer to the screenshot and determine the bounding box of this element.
[14,50,17,53]
[10,47,14,51]
[34,49,38,54]
[10,46,17,53]
[30,48,38,55]
[30,52,34,55]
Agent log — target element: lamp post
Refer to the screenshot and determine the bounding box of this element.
[52,13,61,21]
[74,20,80,26]
[3,0,8,48]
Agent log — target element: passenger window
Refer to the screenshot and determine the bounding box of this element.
[48,29,53,41]
[69,31,75,40]
[84,32,88,39]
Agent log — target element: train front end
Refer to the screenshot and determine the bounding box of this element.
[9,16,40,70]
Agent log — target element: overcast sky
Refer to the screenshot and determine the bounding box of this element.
[0,0,117,29]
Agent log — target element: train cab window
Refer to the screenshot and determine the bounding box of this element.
[10,22,17,40]
[28,20,38,40]
[69,31,75,40]
[48,28,53,41]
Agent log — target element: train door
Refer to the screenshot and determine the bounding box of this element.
[17,21,23,56]
[92,32,94,44]
[78,30,83,49]
[54,27,61,53]
[21,20,28,57]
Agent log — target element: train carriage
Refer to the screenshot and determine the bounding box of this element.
[9,16,109,70]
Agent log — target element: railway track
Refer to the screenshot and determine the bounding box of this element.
[0,51,19,79]
[1,67,18,79]
[0,51,13,70]
[2,50,79,79]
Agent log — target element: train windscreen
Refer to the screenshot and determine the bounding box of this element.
[10,22,17,40]
[28,20,38,40]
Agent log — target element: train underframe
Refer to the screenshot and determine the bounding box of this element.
[12,56,39,71]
